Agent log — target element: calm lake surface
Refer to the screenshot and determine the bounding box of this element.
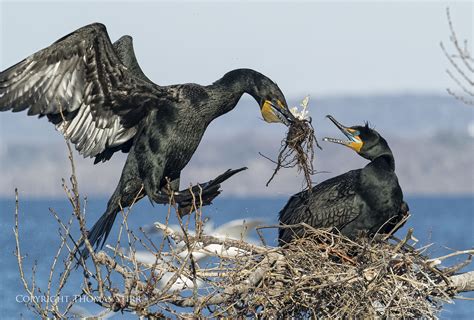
[1,196,473,318]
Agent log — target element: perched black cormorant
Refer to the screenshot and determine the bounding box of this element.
[279,115,408,245]
[0,23,295,255]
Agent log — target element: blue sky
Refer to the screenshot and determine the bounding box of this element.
[0,1,472,96]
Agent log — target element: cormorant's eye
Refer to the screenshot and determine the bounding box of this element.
[353,130,360,136]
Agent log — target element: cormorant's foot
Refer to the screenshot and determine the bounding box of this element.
[400,201,410,215]
[175,167,247,216]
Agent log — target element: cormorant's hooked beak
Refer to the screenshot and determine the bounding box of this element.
[260,99,295,126]
[323,115,363,152]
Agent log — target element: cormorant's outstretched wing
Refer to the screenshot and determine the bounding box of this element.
[0,23,167,162]
[279,170,362,244]
[112,35,153,84]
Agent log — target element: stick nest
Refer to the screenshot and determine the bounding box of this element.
[215,228,457,318]
[263,118,320,189]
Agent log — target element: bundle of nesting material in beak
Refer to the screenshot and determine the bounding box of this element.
[263,96,321,189]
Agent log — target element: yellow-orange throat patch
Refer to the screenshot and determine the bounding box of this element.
[348,140,363,153]
[261,100,280,123]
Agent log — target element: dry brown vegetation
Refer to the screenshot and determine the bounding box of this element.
[262,117,320,190]
[12,142,474,319]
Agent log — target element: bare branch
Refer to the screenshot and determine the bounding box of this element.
[442,7,474,105]
[449,271,474,293]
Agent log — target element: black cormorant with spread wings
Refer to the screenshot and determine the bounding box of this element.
[0,23,295,256]
[279,115,408,245]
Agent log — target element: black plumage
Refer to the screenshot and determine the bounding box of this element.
[0,23,295,255]
[279,115,408,245]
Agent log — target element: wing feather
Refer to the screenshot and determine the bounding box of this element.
[0,23,166,160]
[279,170,362,243]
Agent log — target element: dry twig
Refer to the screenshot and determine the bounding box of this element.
[441,8,474,105]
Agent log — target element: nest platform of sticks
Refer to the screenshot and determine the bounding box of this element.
[13,141,473,319]
[213,227,466,318]
[15,191,473,318]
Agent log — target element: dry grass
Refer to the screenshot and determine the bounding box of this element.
[263,118,320,189]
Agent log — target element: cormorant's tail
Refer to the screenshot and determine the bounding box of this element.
[79,209,118,261]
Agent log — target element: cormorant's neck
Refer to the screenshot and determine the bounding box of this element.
[214,68,263,97]
[370,153,395,172]
[365,138,395,172]
[209,69,264,116]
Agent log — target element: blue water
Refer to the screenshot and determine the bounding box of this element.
[1,196,473,318]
